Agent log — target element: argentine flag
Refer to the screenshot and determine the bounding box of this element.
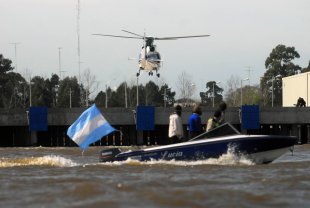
[67,104,115,151]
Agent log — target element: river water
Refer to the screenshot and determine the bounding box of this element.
[1,144,310,208]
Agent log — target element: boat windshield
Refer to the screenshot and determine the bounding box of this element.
[190,122,240,141]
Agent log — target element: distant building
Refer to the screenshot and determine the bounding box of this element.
[282,72,310,107]
[175,98,197,108]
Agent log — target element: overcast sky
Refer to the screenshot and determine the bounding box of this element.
[1,0,310,98]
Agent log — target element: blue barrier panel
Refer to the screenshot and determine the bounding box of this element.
[241,105,260,130]
[29,106,48,131]
[136,106,155,131]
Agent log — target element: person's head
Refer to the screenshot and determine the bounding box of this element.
[192,103,202,116]
[213,110,221,119]
[174,105,182,116]
[218,102,227,112]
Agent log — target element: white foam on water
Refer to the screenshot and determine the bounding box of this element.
[0,155,79,168]
[96,146,254,166]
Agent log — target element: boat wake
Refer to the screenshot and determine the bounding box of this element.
[98,146,254,166]
[0,155,78,168]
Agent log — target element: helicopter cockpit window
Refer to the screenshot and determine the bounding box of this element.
[146,46,161,62]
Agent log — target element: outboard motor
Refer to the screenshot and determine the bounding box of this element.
[99,148,121,162]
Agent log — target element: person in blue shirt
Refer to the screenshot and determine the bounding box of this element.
[188,103,203,139]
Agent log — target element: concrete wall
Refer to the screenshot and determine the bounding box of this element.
[1,107,310,146]
[1,107,310,126]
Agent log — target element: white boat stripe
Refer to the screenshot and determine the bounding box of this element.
[72,114,106,145]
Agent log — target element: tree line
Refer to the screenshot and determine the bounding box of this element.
[0,54,176,108]
[1,44,309,109]
[201,44,310,107]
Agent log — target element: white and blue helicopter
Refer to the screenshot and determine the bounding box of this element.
[93,30,210,77]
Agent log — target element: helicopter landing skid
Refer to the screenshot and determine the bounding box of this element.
[136,68,160,77]
[148,71,160,77]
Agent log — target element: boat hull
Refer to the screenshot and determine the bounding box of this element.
[99,135,296,164]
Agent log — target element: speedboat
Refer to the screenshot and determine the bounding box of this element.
[99,123,297,164]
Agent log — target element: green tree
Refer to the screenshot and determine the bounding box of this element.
[30,76,53,107]
[224,84,261,106]
[0,54,14,74]
[57,77,81,107]
[94,91,106,107]
[301,61,310,73]
[261,44,301,106]
[0,54,28,108]
[200,81,223,107]
[160,84,175,107]
[2,72,26,108]
[45,74,60,107]
[127,84,137,107]
[109,82,128,107]
[144,81,160,106]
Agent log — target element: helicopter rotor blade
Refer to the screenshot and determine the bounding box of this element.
[121,30,144,38]
[155,35,210,40]
[92,34,143,39]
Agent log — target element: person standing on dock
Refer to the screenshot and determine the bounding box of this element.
[188,103,203,139]
[168,105,184,144]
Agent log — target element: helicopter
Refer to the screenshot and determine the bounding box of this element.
[93,30,210,77]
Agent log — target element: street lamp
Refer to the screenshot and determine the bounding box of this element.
[241,78,249,106]
[212,81,221,107]
[271,75,282,107]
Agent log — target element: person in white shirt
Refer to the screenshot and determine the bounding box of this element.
[168,105,184,144]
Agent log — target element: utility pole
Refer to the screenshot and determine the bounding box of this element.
[29,76,32,107]
[58,47,62,79]
[124,82,128,108]
[10,42,20,72]
[164,86,170,108]
[105,84,108,108]
[241,78,249,106]
[245,66,254,86]
[212,81,221,107]
[69,88,72,108]
[76,0,81,84]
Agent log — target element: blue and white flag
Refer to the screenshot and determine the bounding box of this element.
[67,104,115,151]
